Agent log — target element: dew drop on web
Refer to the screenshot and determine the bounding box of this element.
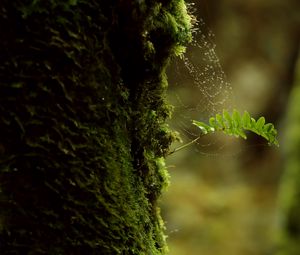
[167,16,236,155]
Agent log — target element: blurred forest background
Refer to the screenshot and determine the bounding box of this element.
[162,0,300,254]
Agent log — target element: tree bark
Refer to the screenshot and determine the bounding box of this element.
[0,1,192,254]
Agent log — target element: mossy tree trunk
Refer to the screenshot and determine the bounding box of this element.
[0,1,192,254]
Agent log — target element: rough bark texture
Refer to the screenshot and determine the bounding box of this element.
[0,1,192,254]
[277,48,300,255]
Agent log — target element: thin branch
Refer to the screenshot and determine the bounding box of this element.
[168,135,202,155]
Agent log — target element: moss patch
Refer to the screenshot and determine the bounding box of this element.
[0,0,192,254]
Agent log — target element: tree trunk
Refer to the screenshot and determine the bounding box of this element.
[0,1,192,254]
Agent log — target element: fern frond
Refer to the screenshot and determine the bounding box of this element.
[192,109,279,147]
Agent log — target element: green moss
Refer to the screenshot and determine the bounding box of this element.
[0,0,192,254]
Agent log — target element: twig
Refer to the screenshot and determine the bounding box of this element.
[168,136,201,155]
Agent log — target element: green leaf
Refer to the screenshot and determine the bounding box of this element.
[209,117,216,127]
[192,120,213,134]
[215,113,224,130]
[192,109,279,147]
[236,128,247,139]
[250,117,256,128]
[263,123,274,132]
[256,117,265,131]
[223,110,232,129]
[242,111,251,127]
[232,109,241,127]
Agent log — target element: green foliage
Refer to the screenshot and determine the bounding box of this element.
[192,109,279,147]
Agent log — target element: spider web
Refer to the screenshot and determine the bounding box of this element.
[167,18,236,155]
